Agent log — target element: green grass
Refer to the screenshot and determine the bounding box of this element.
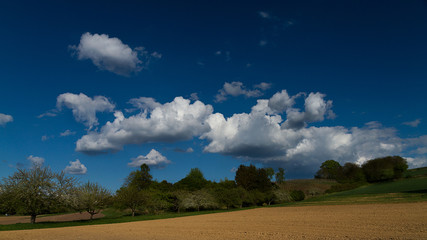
[285,176,427,206]
[405,167,427,178]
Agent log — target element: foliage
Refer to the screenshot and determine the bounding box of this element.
[339,162,366,183]
[315,160,342,180]
[290,190,305,201]
[74,182,111,220]
[124,164,153,190]
[362,156,408,182]
[175,168,209,191]
[275,168,285,184]
[264,168,275,181]
[235,165,272,193]
[115,186,148,217]
[181,190,217,211]
[0,165,77,223]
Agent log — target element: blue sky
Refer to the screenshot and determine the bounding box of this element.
[1,0,427,191]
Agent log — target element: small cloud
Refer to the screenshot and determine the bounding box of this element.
[190,93,199,101]
[246,63,253,68]
[197,61,205,67]
[214,50,222,56]
[64,159,87,175]
[128,149,171,168]
[230,167,238,173]
[0,113,13,126]
[259,40,268,47]
[174,147,194,153]
[60,129,76,137]
[70,32,159,76]
[37,109,58,118]
[258,11,271,19]
[215,81,266,103]
[57,93,115,129]
[27,155,45,166]
[403,119,421,127]
[41,135,54,141]
[254,82,272,91]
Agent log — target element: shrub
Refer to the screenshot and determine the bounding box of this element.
[290,190,305,201]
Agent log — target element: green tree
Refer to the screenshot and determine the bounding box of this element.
[1,166,77,223]
[175,168,209,191]
[125,164,152,190]
[74,182,111,220]
[362,156,408,183]
[265,168,275,181]
[115,186,148,217]
[315,160,343,180]
[181,190,217,211]
[235,165,272,193]
[340,162,366,183]
[275,168,285,184]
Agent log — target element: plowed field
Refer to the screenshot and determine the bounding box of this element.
[1,202,426,239]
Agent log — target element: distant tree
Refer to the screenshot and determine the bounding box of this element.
[315,160,343,180]
[340,162,366,183]
[182,190,217,211]
[125,164,152,190]
[175,168,209,191]
[213,180,241,209]
[74,182,111,220]
[362,156,408,183]
[235,165,272,193]
[0,165,77,223]
[265,168,275,181]
[290,190,305,201]
[115,186,148,217]
[275,168,285,184]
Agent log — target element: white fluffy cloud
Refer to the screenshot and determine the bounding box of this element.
[70,32,159,76]
[215,82,270,102]
[128,149,171,168]
[69,90,427,171]
[27,155,45,166]
[64,159,87,175]
[0,113,13,126]
[76,97,213,154]
[57,93,115,129]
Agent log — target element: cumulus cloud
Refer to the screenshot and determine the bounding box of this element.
[128,149,171,168]
[76,97,213,154]
[27,155,45,166]
[215,82,270,102]
[403,119,421,127]
[70,32,159,76]
[0,113,13,126]
[57,93,115,129]
[64,159,87,175]
[69,90,427,172]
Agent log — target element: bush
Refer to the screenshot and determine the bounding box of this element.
[290,190,305,201]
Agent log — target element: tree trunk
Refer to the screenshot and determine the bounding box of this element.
[30,214,37,224]
[90,212,95,220]
[132,210,135,217]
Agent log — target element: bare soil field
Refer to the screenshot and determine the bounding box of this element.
[0,212,104,225]
[1,202,426,240]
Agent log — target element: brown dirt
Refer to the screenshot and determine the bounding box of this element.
[0,212,104,225]
[1,202,427,239]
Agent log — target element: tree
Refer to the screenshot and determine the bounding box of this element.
[340,162,365,183]
[125,164,152,190]
[74,182,111,220]
[175,168,209,191]
[1,166,77,223]
[362,156,408,183]
[235,165,272,192]
[181,190,217,211]
[275,168,285,184]
[115,186,148,217]
[265,168,275,181]
[315,160,343,180]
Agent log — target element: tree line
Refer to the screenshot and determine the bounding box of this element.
[0,155,409,223]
